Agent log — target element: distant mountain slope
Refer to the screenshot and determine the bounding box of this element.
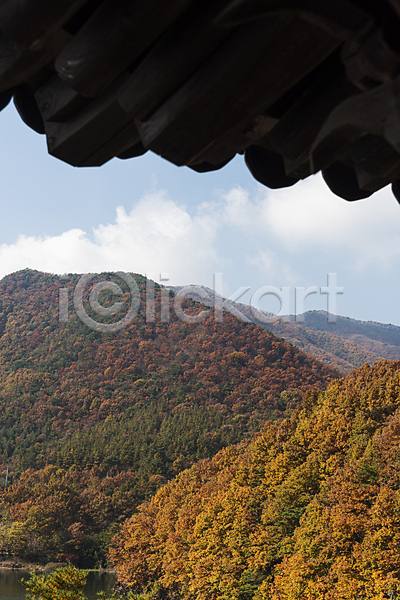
[302,310,400,345]
[169,285,400,373]
[300,310,400,357]
[267,314,400,373]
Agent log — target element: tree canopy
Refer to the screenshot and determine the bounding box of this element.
[110,360,400,600]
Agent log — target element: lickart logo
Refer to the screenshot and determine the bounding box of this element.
[59,272,344,333]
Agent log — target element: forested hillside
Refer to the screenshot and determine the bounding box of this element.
[110,360,400,600]
[267,315,400,373]
[0,269,336,566]
[170,285,400,373]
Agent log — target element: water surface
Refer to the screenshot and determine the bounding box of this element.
[0,568,117,599]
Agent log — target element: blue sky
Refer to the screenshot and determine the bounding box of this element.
[2,100,400,326]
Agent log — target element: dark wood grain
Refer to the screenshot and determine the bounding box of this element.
[268,58,357,167]
[188,114,278,167]
[136,17,339,166]
[215,0,372,38]
[349,135,400,191]
[341,27,400,91]
[0,28,71,92]
[0,89,12,111]
[118,0,230,120]
[355,163,400,193]
[45,75,135,166]
[0,0,88,47]
[81,120,141,167]
[245,145,299,188]
[55,0,196,98]
[311,78,400,174]
[14,83,45,133]
[35,75,89,122]
[117,141,147,160]
[0,0,399,202]
[322,162,373,200]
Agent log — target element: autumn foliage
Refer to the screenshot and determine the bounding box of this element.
[0,465,138,565]
[110,360,400,599]
[0,269,336,565]
[0,270,336,474]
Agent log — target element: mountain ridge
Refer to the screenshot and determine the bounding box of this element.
[168,284,400,372]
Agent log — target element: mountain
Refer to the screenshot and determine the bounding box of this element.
[169,285,400,373]
[0,269,337,566]
[267,311,400,373]
[110,359,400,600]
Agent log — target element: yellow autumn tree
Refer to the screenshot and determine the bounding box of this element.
[110,361,400,599]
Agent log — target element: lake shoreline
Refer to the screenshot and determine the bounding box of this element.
[0,568,118,599]
[0,561,116,573]
[0,561,42,571]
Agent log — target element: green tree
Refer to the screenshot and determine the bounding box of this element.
[22,564,88,600]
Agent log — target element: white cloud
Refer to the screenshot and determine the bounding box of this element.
[0,229,98,274]
[0,177,399,291]
[261,175,400,269]
[0,190,223,284]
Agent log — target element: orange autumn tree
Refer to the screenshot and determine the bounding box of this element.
[1,465,137,565]
[110,360,400,600]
